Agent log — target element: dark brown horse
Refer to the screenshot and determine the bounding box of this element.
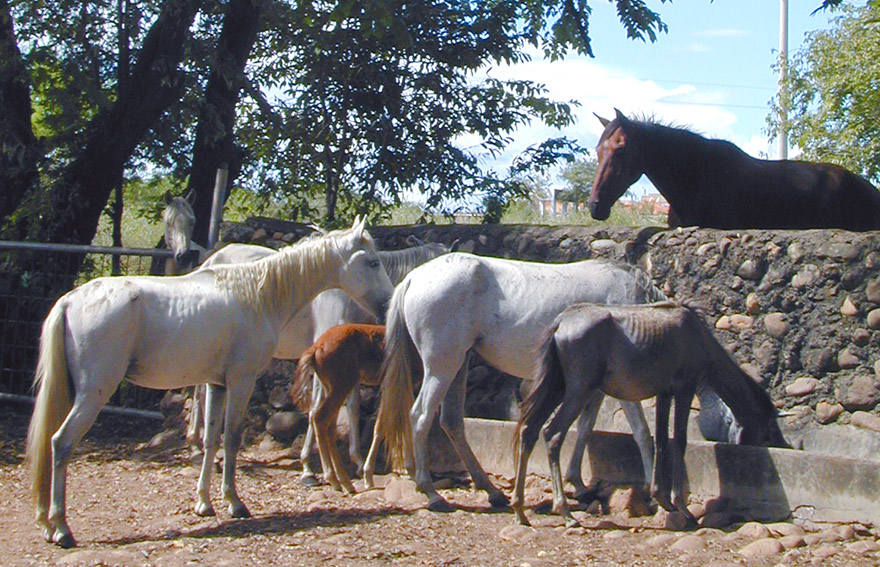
[511,302,789,529]
[589,109,880,230]
[291,323,386,494]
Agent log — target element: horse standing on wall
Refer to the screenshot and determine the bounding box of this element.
[589,109,880,230]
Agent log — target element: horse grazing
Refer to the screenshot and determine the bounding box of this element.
[161,190,205,274]
[372,252,681,512]
[290,323,386,494]
[25,219,393,548]
[191,237,450,481]
[512,302,789,528]
[589,109,880,230]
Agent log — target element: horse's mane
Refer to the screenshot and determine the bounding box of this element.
[213,228,358,319]
[378,242,450,285]
[616,115,750,165]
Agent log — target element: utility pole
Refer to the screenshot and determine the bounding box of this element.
[778,0,789,160]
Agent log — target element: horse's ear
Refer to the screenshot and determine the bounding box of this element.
[405,234,424,247]
[351,216,366,239]
[164,190,174,205]
[184,188,197,206]
[594,113,610,128]
[614,108,630,129]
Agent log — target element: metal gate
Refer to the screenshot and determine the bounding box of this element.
[0,241,172,410]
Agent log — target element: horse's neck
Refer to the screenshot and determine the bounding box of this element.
[703,352,768,426]
[379,246,443,285]
[236,241,340,326]
[636,125,744,204]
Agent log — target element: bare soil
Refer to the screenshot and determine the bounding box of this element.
[2,402,878,567]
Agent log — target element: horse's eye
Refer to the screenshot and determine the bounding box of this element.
[369,259,380,268]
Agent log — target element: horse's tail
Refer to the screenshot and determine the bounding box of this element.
[290,345,318,412]
[25,299,73,527]
[376,279,417,471]
[515,324,566,460]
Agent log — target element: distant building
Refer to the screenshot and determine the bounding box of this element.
[535,191,669,217]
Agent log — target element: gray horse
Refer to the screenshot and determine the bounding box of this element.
[512,302,789,528]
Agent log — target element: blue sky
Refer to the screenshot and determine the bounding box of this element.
[477,0,839,196]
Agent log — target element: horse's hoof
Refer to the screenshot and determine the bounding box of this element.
[230,503,251,519]
[195,503,216,517]
[564,517,581,529]
[54,532,76,549]
[488,491,510,509]
[300,474,320,488]
[427,497,456,513]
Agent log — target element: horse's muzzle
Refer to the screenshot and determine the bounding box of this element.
[589,201,611,221]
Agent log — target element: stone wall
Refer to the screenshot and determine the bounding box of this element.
[222,218,880,460]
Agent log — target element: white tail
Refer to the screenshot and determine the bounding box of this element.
[375,279,417,470]
[25,300,72,527]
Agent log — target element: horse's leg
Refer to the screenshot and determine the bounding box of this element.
[511,389,554,526]
[651,392,674,513]
[672,389,697,526]
[344,387,365,477]
[299,378,323,486]
[196,384,226,517]
[411,366,458,512]
[438,362,509,508]
[620,400,655,499]
[186,384,204,456]
[219,379,257,518]
[542,390,597,528]
[314,382,357,494]
[363,408,383,490]
[46,393,110,548]
[565,396,602,503]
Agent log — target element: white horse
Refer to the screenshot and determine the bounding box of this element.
[161,190,205,275]
[26,219,393,548]
[371,252,671,511]
[193,236,451,482]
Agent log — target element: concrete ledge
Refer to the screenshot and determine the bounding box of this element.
[464,417,880,525]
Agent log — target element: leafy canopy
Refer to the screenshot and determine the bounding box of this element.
[770,1,880,184]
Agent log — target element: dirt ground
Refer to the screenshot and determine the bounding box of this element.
[2,402,880,567]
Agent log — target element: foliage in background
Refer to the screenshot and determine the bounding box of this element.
[769,1,880,185]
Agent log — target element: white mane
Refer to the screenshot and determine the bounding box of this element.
[212,229,352,319]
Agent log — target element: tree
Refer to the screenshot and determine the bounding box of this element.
[769,1,880,185]
[558,155,599,203]
[187,0,263,246]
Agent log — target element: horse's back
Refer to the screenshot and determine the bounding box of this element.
[312,323,385,386]
[553,303,695,399]
[201,243,276,267]
[398,253,662,378]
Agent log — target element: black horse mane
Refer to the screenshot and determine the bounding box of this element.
[616,115,751,164]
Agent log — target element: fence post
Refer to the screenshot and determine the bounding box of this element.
[208,165,228,249]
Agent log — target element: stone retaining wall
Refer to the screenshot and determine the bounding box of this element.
[221,219,880,460]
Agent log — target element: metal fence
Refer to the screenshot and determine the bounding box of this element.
[0,241,172,410]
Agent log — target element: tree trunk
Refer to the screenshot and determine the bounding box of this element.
[0,0,40,224]
[39,0,203,247]
[0,0,203,394]
[188,0,263,247]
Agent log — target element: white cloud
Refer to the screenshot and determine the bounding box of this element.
[693,28,750,39]
[684,43,711,53]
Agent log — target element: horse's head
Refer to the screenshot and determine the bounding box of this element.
[588,109,645,221]
[162,190,197,270]
[332,217,394,321]
[739,413,791,449]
